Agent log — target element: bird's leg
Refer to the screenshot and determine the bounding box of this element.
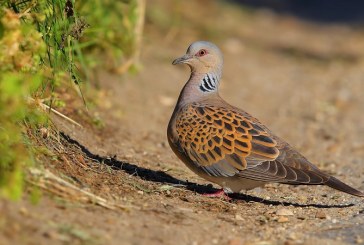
[202,189,231,201]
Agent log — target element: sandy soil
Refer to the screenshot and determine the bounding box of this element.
[1,1,364,245]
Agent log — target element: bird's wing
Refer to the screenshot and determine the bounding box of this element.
[175,103,330,183]
[237,137,333,184]
[174,103,279,177]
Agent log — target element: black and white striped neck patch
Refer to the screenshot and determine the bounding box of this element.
[199,74,218,92]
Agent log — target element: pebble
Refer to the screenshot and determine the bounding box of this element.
[297,215,306,220]
[235,214,244,221]
[212,238,219,244]
[278,216,289,223]
[19,207,29,217]
[287,232,299,241]
[257,215,269,224]
[137,190,144,195]
[356,236,363,244]
[39,127,49,138]
[297,195,308,202]
[276,208,294,216]
[43,230,59,239]
[315,211,327,219]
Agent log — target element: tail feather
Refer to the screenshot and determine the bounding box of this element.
[325,176,364,197]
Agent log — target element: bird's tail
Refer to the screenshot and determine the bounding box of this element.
[325,176,364,197]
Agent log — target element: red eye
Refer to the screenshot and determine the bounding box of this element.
[196,49,207,57]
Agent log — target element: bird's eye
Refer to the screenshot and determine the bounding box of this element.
[196,49,207,57]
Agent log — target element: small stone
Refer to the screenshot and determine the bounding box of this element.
[287,232,298,240]
[315,211,327,219]
[355,236,363,244]
[137,190,144,195]
[19,207,29,216]
[257,215,269,224]
[277,216,289,223]
[276,208,294,216]
[297,215,306,220]
[235,214,244,221]
[40,127,49,138]
[297,195,308,202]
[43,230,59,239]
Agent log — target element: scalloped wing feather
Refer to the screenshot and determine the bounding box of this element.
[174,103,280,175]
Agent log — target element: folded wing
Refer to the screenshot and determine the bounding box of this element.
[174,103,279,177]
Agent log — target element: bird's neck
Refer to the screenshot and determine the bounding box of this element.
[176,71,222,107]
[169,70,223,137]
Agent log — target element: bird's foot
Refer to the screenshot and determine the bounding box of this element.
[202,189,231,201]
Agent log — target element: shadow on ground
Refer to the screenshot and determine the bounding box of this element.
[61,132,355,209]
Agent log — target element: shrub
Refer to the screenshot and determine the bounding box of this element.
[0,0,144,199]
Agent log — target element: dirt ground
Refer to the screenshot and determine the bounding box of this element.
[1,1,364,245]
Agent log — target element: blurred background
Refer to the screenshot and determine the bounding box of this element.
[232,0,364,23]
[1,1,364,244]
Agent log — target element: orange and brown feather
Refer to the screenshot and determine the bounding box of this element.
[175,103,279,172]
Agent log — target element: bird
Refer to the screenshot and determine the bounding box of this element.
[167,41,364,199]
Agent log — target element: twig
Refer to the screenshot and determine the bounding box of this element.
[27,97,83,128]
[27,168,131,211]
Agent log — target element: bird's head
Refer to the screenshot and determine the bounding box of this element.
[172,41,223,75]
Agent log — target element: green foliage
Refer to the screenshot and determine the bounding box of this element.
[0,0,143,199]
[0,8,46,199]
[0,73,45,199]
[77,0,141,68]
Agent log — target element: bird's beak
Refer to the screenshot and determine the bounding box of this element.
[172,54,192,65]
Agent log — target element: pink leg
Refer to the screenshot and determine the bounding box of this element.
[202,189,231,201]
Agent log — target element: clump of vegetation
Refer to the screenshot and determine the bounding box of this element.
[0,0,144,199]
[0,8,46,199]
[77,0,145,72]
